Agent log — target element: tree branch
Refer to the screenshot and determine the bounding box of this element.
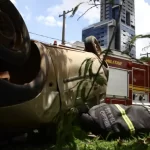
[85,2,124,100]
[77,3,120,21]
[77,5,96,21]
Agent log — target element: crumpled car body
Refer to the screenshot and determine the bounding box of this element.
[0,40,108,129]
[0,0,109,131]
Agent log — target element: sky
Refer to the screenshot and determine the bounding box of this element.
[10,0,150,58]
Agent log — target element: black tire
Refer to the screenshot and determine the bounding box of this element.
[0,0,30,65]
[0,41,49,107]
[84,36,102,57]
[0,11,16,47]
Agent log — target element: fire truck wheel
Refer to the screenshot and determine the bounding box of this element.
[84,36,102,57]
[0,0,31,66]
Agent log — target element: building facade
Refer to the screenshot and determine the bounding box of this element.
[82,0,136,57]
[82,19,116,49]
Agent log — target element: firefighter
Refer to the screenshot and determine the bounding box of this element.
[78,103,150,139]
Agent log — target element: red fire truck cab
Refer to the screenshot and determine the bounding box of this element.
[105,50,150,106]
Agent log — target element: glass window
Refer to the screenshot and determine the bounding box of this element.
[126,11,130,26]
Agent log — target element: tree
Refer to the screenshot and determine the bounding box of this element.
[56,1,150,147]
[70,0,124,100]
[71,0,150,85]
[71,0,121,20]
[71,0,150,56]
[139,56,150,62]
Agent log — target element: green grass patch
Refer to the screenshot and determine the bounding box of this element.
[52,110,150,150]
[2,110,150,150]
[54,125,150,150]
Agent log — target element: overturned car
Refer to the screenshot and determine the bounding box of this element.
[0,0,109,132]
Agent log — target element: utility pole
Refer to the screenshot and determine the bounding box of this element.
[59,9,73,45]
[140,52,150,58]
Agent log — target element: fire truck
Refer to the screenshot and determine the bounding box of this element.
[105,50,150,106]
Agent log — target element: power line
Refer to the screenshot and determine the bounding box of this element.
[29,31,73,45]
[29,32,62,41]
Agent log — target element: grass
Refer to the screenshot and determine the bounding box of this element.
[56,125,150,150]
[1,111,150,150]
[1,125,150,150]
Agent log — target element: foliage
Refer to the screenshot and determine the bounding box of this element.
[84,1,123,100]
[139,56,150,62]
[130,34,150,46]
[52,110,150,150]
[53,4,123,145]
[75,57,107,103]
[100,49,113,55]
[126,34,150,55]
[66,134,150,150]
[53,1,150,150]
[54,125,150,150]
[55,108,79,150]
[70,0,150,57]
[70,0,150,101]
[2,124,150,150]
[70,2,85,17]
[70,0,117,20]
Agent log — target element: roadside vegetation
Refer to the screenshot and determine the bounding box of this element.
[2,123,150,150]
[52,0,150,150]
[139,56,150,62]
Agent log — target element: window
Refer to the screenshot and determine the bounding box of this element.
[112,8,116,19]
[131,25,135,29]
[106,7,109,11]
[121,19,125,23]
[126,11,130,26]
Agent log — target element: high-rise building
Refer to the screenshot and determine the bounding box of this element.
[82,0,136,57]
[82,19,116,49]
